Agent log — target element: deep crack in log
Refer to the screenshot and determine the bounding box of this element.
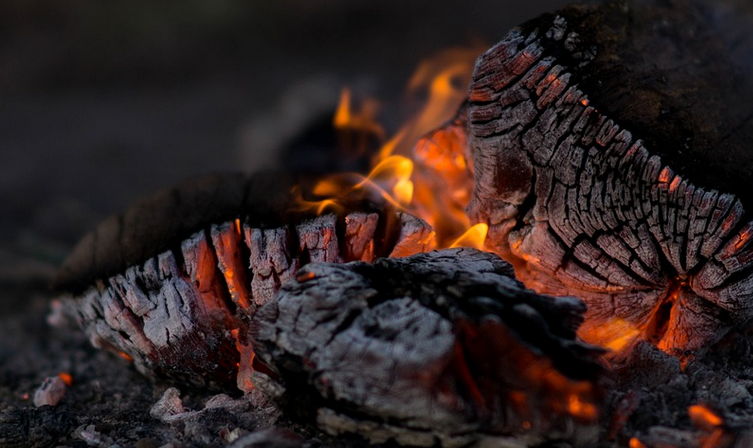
[459,0,753,358]
[52,172,435,391]
[251,248,605,447]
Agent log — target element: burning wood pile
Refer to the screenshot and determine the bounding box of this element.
[19,0,753,447]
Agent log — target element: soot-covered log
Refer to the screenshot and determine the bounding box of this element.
[52,172,436,392]
[251,248,605,447]
[458,0,753,358]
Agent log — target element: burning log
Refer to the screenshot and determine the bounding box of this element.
[52,172,435,391]
[457,0,753,358]
[251,248,605,447]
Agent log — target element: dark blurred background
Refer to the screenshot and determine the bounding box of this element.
[0,0,572,312]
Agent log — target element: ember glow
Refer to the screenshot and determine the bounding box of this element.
[689,404,724,430]
[58,372,73,387]
[578,318,643,354]
[689,404,730,448]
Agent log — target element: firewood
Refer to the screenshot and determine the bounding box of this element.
[52,173,435,391]
[460,0,753,358]
[251,248,605,447]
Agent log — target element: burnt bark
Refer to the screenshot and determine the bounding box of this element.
[53,173,436,391]
[53,172,296,294]
[251,248,605,447]
[463,0,753,357]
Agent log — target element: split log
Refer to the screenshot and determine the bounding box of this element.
[251,248,605,447]
[52,172,435,391]
[459,0,753,357]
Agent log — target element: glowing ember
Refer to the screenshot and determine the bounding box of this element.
[578,318,643,354]
[629,438,648,448]
[231,328,255,393]
[296,271,316,282]
[689,404,724,430]
[58,372,73,387]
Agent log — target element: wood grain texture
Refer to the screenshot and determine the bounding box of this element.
[251,248,604,447]
[464,0,753,357]
[54,172,437,390]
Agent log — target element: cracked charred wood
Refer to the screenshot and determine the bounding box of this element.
[251,248,605,447]
[459,0,753,358]
[52,172,436,392]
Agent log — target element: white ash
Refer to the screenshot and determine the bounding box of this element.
[33,376,66,407]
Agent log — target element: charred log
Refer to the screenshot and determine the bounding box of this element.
[52,173,435,391]
[461,0,753,357]
[251,248,605,447]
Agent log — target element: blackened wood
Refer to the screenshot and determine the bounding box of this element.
[54,172,296,294]
[57,198,436,390]
[251,248,604,447]
[464,0,753,357]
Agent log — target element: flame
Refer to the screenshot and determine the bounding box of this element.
[334,88,384,138]
[333,87,385,156]
[296,155,414,215]
[118,351,134,362]
[377,46,482,160]
[450,223,488,250]
[295,45,484,249]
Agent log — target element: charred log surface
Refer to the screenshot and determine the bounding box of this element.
[52,173,436,392]
[465,0,753,357]
[252,248,605,447]
[54,172,293,294]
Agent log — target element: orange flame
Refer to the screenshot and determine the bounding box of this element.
[295,45,484,249]
[334,87,384,137]
[579,318,643,353]
[333,87,385,156]
[296,155,414,215]
[450,223,488,250]
[379,46,486,160]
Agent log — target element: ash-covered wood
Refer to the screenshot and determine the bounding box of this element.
[460,0,753,357]
[251,248,605,447]
[53,172,437,391]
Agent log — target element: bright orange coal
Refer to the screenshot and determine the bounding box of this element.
[578,318,643,354]
[295,45,485,248]
[689,404,724,430]
[58,372,73,387]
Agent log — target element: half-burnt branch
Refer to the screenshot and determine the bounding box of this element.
[52,173,435,391]
[459,0,753,357]
[251,248,605,447]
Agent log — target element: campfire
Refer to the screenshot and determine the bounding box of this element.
[31,0,753,447]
